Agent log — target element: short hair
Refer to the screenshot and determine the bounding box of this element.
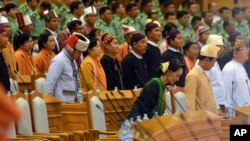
[112,2,121,13]
[191,16,202,25]
[208,2,213,10]
[70,1,82,13]
[38,31,52,51]
[5,3,16,12]
[223,20,230,29]
[219,7,230,14]
[126,3,137,13]
[177,10,188,19]
[202,11,211,18]
[183,41,197,54]
[99,7,111,16]
[13,32,31,50]
[147,12,157,19]
[187,2,196,9]
[232,7,243,17]
[160,1,174,7]
[88,28,102,39]
[40,2,51,10]
[67,20,82,33]
[162,23,177,38]
[164,12,175,19]
[234,0,241,4]
[141,0,151,9]
[27,0,39,3]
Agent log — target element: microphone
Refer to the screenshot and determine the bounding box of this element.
[246,80,250,98]
[91,70,107,91]
[95,103,121,127]
[7,65,18,92]
[165,86,186,112]
[231,81,239,107]
[21,55,35,75]
[14,70,31,92]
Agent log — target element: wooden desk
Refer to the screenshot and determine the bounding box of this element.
[16,75,32,92]
[43,94,62,131]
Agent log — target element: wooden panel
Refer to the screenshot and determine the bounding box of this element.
[61,103,89,131]
[16,75,32,92]
[43,94,62,131]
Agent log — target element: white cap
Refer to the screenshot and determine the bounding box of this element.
[206,35,224,46]
[66,32,90,52]
[23,15,32,26]
[84,6,97,17]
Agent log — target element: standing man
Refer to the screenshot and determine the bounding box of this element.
[222,39,250,107]
[18,0,39,16]
[185,44,220,114]
[44,33,89,103]
[83,6,97,36]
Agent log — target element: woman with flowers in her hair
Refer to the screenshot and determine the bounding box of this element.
[127,59,184,119]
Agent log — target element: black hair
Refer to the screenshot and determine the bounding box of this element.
[164,12,175,19]
[223,20,230,30]
[232,7,243,17]
[234,0,242,4]
[126,3,137,13]
[13,32,31,51]
[70,1,82,13]
[147,12,157,19]
[141,0,151,9]
[202,11,212,18]
[160,0,174,7]
[162,23,177,38]
[198,55,214,61]
[177,10,188,19]
[219,7,230,14]
[183,41,197,54]
[88,28,101,39]
[0,6,5,12]
[5,3,16,13]
[101,33,114,44]
[191,16,202,25]
[99,7,111,16]
[157,59,185,76]
[112,2,121,13]
[187,2,196,9]
[40,2,51,10]
[38,31,52,51]
[27,0,39,3]
[67,20,82,34]
[83,37,98,57]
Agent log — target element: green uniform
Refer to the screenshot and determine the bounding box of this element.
[176,21,195,43]
[138,12,148,27]
[235,19,250,46]
[204,22,218,34]
[215,19,225,35]
[59,5,73,31]
[52,4,70,32]
[30,10,45,39]
[95,19,115,35]
[122,16,144,34]
[111,14,126,44]
[218,31,230,49]
[18,2,33,16]
[8,17,18,35]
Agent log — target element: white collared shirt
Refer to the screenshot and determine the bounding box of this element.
[222,59,250,107]
[168,46,180,52]
[131,50,143,59]
[206,61,227,107]
[148,40,158,47]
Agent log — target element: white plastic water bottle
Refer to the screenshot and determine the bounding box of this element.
[129,117,135,125]
[142,113,149,120]
[119,123,133,141]
[163,109,170,115]
[134,85,137,90]
[136,115,142,122]
[114,86,118,90]
[23,89,29,95]
[96,87,100,93]
[154,111,159,118]
[7,91,12,96]
[76,90,84,103]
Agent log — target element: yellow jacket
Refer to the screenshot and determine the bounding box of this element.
[185,65,218,115]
